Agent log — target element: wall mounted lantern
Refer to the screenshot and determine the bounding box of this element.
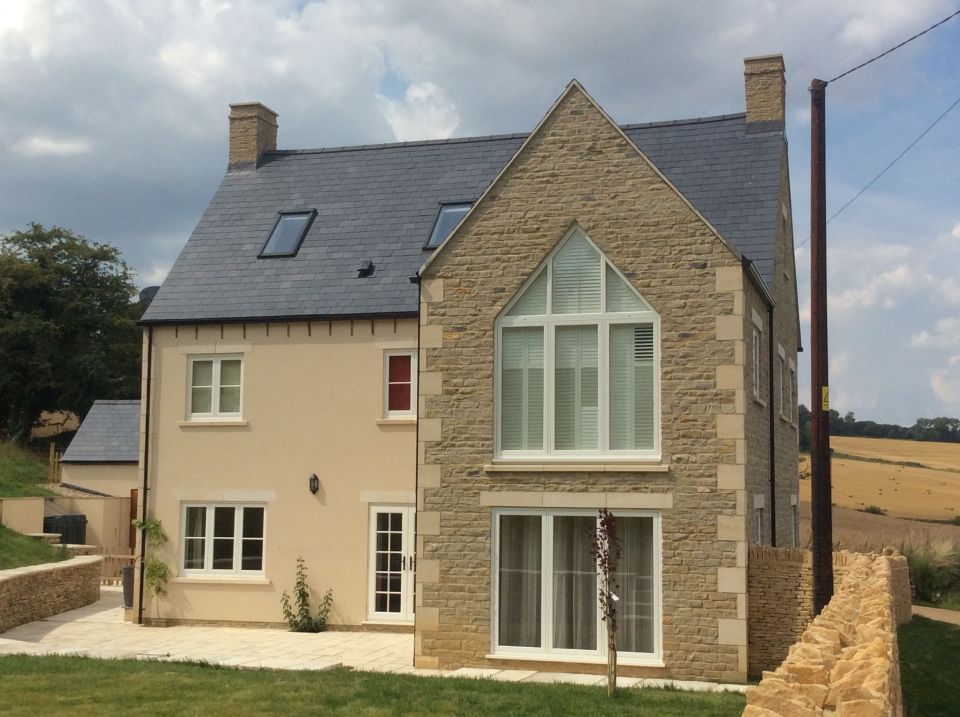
[308,474,319,495]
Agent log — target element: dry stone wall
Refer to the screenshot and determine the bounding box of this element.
[745,550,908,716]
[0,556,102,633]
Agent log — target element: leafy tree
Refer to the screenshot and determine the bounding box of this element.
[798,404,811,451]
[0,224,141,441]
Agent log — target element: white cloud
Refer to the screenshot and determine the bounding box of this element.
[829,263,915,313]
[12,135,91,157]
[377,82,460,141]
[911,318,960,349]
[931,355,960,412]
[953,223,960,239]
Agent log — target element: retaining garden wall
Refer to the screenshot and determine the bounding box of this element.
[0,555,102,633]
[744,550,909,716]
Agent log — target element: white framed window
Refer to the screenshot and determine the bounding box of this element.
[790,494,800,547]
[495,228,660,459]
[181,503,265,576]
[788,359,797,426]
[492,508,661,663]
[751,311,763,402]
[384,351,417,417]
[753,494,765,544]
[777,344,787,420]
[188,356,243,419]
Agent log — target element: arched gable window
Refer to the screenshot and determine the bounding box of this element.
[496,227,660,459]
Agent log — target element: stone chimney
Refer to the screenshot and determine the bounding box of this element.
[743,54,785,126]
[228,102,278,168]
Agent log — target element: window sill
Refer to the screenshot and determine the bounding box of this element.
[171,576,270,586]
[484,462,669,474]
[362,619,415,627]
[375,417,417,426]
[178,420,249,428]
[752,396,767,408]
[486,653,664,668]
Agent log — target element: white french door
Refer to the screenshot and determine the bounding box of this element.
[367,505,416,623]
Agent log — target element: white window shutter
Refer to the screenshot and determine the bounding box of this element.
[554,325,598,450]
[551,234,601,314]
[500,327,544,450]
[609,324,655,450]
[507,268,548,316]
[605,265,650,312]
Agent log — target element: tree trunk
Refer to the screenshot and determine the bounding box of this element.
[607,621,617,696]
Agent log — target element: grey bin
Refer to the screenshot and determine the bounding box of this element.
[43,514,87,545]
[121,565,135,608]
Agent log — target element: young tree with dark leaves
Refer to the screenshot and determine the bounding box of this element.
[0,224,141,441]
[590,508,623,697]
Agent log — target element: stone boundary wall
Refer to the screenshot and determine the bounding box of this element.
[744,551,907,716]
[0,556,102,633]
[747,547,910,676]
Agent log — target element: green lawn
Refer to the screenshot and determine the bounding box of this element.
[0,442,52,497]
[899,616,960,717]
[0,523,67,570]
[0,656,746,716]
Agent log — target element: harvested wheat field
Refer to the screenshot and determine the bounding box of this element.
[831,436,960,472]
[799,500,960,550]
[799,437,960,521]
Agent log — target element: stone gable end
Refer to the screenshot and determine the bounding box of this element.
[416,84,752,681]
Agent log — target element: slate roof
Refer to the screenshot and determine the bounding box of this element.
[141,113,784,324]
[61,400,140,463]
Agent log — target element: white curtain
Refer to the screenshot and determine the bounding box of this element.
[616,516,655,653]
[498,515,542,647]
[552,516,597,650]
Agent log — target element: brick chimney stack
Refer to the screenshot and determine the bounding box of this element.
[228,102,278,168]
[743,55,785,126]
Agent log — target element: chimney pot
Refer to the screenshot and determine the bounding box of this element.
[228,102,278,168]
[743,54,785,125]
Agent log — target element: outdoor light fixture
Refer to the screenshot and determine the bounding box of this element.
[308,474,319,495]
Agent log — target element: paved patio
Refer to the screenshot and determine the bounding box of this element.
[0,587,746,693]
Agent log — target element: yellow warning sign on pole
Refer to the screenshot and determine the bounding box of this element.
[821,386,830,411]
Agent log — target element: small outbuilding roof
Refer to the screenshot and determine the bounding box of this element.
[61,400,140,464]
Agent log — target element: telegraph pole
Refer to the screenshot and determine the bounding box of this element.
[809,78,833,613]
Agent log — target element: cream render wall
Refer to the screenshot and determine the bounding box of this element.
[0,497,44,534]
[416,85,751,681]
[60,463,139,497]
[137,318,418,627]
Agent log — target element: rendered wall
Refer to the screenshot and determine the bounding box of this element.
[60,463,139,497]
[0,497,44,534]
[47,496,132,555]
[136,318,418,628]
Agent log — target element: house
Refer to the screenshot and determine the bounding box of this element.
[135,54,800,683]
[60,399,141,497]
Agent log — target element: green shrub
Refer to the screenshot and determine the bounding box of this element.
[281,557,333,633]
[860,505,887,516]
[901,539,960,604]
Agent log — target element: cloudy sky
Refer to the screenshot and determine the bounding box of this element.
[1,0,958,425]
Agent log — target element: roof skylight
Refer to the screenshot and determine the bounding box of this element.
[259,211,316,257]
[425,203,471,249]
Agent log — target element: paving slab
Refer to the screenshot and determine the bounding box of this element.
[0,587,747,693]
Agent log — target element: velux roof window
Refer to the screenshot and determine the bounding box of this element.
[259,210,316,257]
[425,203,472,249]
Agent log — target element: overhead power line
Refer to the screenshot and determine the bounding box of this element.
[828,9,960,84]
[796,91,960,250]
